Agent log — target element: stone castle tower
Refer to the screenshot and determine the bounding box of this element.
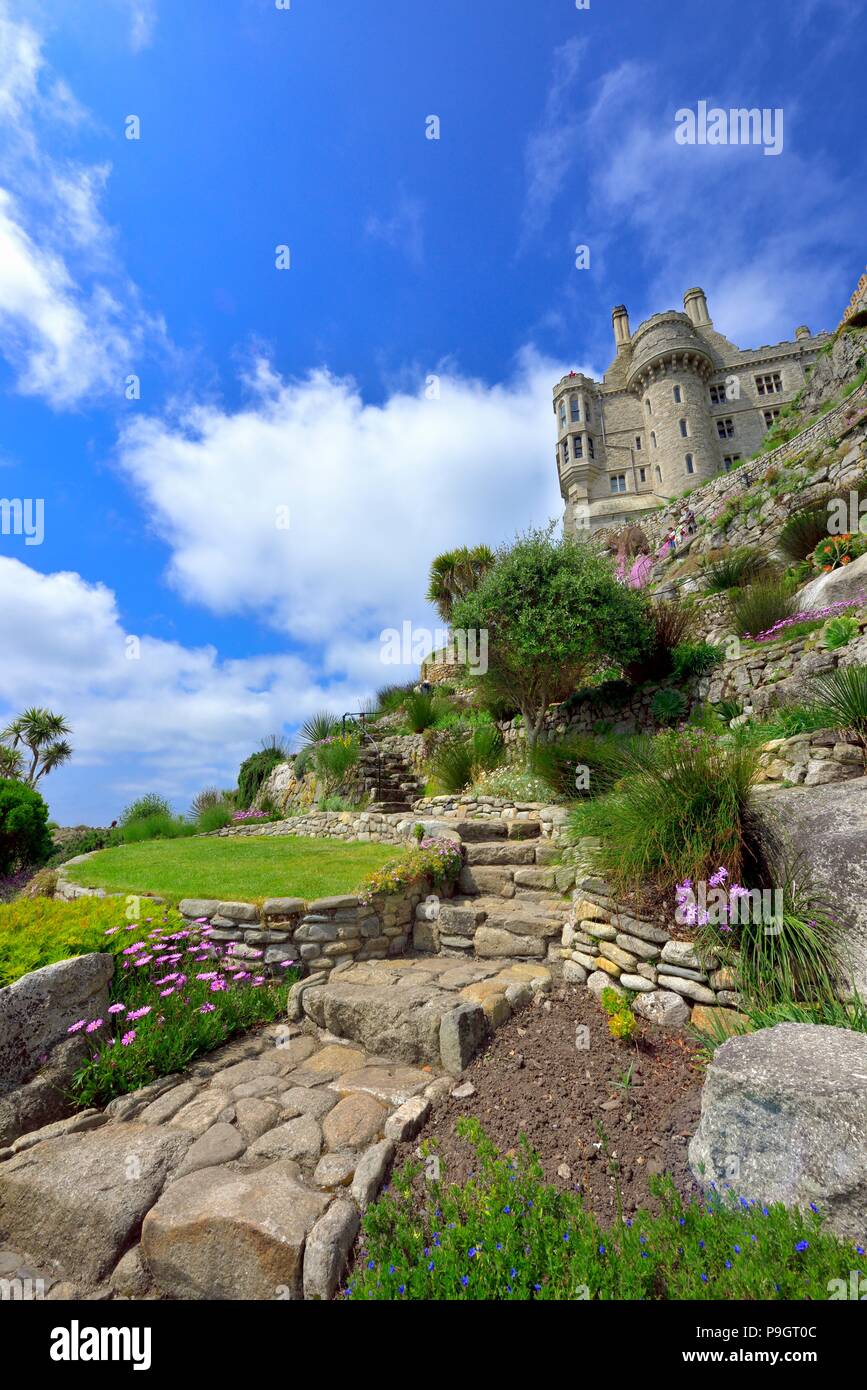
[555,288,830,534]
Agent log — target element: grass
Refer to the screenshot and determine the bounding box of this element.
[0,896,141,986]
[63,835,405,904]
[346,1118,863,1300]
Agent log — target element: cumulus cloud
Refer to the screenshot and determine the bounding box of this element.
[0,2,165,406]
[116,350,568,682]
[0,556,369,822]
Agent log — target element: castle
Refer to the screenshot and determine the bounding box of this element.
[555,287,831,534]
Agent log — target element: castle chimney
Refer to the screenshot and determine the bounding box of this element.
[612,304,631,351]
[683,287,712,327]
[795,325,811,340]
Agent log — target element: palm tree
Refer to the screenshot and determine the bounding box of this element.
[426,544,495,623]
[0,744,23,780]
[1,707,73,787]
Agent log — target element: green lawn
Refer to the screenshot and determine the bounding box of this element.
[63,835,404,903]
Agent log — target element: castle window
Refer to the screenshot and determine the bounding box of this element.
[651,431,657,448]
[723,454,742,471]
[570,397,580,422]
[685,454,695,474]
[755,371,783,395]
[634,435,642,450]
[586,401,592,421]
[561,443,569,465]
[609,474,627,494]
[559,402,567,428]
[709,384,728,405]
[763,408,781,430]
[645,398,652,414]
[679,419,689,437]
[588,437,595,460]
[655,465,662,482]
[673,385,682,404]
[638,466,647,483]
[573,436,583,459]
[716,418,735,439]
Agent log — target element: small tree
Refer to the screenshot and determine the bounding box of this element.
[451,527,652,747]
[0,778,54,875]
[1,708,72,788]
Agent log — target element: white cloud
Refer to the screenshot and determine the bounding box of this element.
[117,349,566,670]
[128,0,157,52]
[0,2,164,406]
[0,556,367,823]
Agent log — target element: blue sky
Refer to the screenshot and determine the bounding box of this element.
[0,0,865,824]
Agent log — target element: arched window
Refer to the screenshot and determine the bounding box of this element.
[645,398,652,414]
[679,418,689,437]
[559,402,567,429]
[673,384,682,404]
[655,465,662,482]
[651,431,657,448]
[685,454,695,474]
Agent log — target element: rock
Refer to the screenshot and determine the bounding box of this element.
[303,1199,360,1300]
[598,942,638,971]
[690,1005,748,1037]
[233,1098,282,1142]
[450,1082,476,1100]
[0,1124,191,1287]
[656,975,716,1004]
[351,1139,394,1210]
[175,1122,247,1177]
[0,953,114,1091]
[312,1152,356,1190]
[689,1023,867,1240]
[209,1058,279,1090]
[142,1160,330,1299]
[322,1093,388,1151]
[474,926,545,958]
[170,1091,231,1135]
[571,898,609,923]
[615,933,661,961]
[586,970,624,1000]
[248,1115,323,1162]
[304,1044,366,1075]
[660,940,719,972]
[301,978,457,1067]
[563,961,588,986]
[439,1002,487,1074]
[755,778,867,995]
[271,1035,317,1069]
[9,1108,107,1155]
[138,1082,200,1125]
[177,899,220,920]
[384,1097,431,1142]
[619,973,654,993]
[794,550,867,613]
[633,989,690,1028]
[286,972,328,1023]
[0,1035,89,1148]
[327,1063,431,1107]
[279,1087,339,1120]
[110,1245,152,1299]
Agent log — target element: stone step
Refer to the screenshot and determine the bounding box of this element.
[366,801,412,813]
[464,840,537,867]
[458,864,515,896]
[452,819,508,842]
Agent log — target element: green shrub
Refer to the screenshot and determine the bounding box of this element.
[731,579,795,639]
[651,688,688,723]
[824,615,860,650]
[0,779,54,876]
[120,813,195,844]
[376,683,415,714]
[236,747,285,808]
[570,730,759,894]
[778,504,831,563]
[470,763,552,801]
[190,787,223,820]
[757,704,836,739]
[46,826,121,867]
[627,601,695,681]
[428,725,504,793]
[313,734,360,793]
[346,1119,860,1301]
[529,734,627,800]
[196,803,233,833]
[670,641,724,680]
[701,548,767,593]
[121,793,172,826]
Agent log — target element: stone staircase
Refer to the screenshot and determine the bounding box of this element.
[292,814,571,1075]
[357,744,424,813]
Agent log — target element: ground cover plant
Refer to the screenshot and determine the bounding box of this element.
[0,896,143,987]
[63,835,405,903]
[346,1119,862,1300]
[65,909,298,1107]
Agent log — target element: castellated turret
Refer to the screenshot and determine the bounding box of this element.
[556,286,831,535]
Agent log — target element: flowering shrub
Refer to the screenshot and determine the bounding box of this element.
[346,1119,862,1300]
[359,837,463,904]
[745,596,865,643]
[811,533,867,572]
[68,912,298,1106]
[231,807,269,822]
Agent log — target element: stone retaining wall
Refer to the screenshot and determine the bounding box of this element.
[755,728,864,787]
[561,866,743,1032]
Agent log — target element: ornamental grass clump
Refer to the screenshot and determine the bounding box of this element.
[570,728,759,896]
[345,1119,862,1301]
[68,911,298,1107]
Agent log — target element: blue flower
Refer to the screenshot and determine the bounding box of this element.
[503,1206,511,1215]
[510,1268,517,1278]
[809,1203,819,1214]
[795,1240,809,1253]
[469,1247,477,1259]
[733,1245,741,1254]
[563,1234,570,1243]
[367,1260,375,1270]
[461,1275,469,1287]
[428,1261,435,1272]
[399,1284,406,1295]
[701,1273,708,1283]
[725,1260,732,1270]
[598,1245,606,1255]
